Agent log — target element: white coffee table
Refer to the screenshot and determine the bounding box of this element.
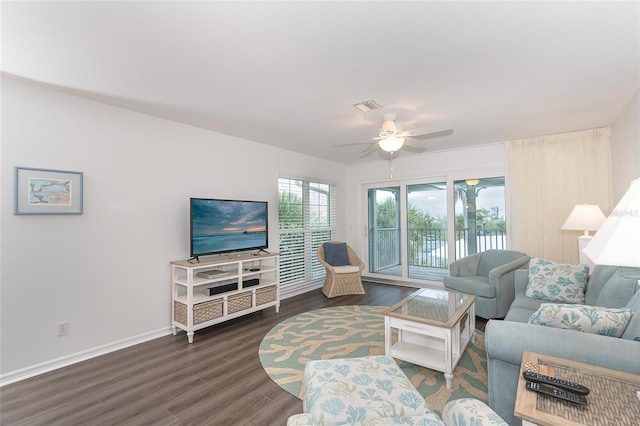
[383,288,476,389]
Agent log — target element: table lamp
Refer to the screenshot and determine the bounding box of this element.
[584,177,640,267]
[561,204,606,266]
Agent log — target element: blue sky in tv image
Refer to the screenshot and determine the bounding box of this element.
[190,198,268,257]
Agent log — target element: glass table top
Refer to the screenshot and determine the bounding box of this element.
[384,288,475,326]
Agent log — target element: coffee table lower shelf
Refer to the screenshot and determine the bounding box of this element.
[388,340,448,371]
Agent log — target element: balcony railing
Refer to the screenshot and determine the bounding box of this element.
[370,227,506,274]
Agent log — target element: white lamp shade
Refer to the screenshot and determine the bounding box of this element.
[584,178,640,267]
[378,136,404,152]
[561,204,606,233]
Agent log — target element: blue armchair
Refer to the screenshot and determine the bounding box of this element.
[443,249,530,319]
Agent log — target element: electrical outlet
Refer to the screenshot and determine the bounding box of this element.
[57,321,69,337]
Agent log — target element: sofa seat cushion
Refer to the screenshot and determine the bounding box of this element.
[525,257,589,304]
[528,303,633,337]
[502,295,545,322]
[444,276,495,298]
[302,356,441,425]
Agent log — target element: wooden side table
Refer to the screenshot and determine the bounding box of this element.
[515,351,640,426]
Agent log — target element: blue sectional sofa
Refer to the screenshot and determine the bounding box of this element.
[485,265,640,425]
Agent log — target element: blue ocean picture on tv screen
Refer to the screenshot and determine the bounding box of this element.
[191,199,267,255]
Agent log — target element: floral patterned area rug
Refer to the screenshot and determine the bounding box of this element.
[258,305,488,415]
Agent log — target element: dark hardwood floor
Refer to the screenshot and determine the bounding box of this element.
[0,282,486,425]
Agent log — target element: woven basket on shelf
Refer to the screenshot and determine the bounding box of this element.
[256,286,276,305]
[227,292,252,314]
[173,299,223,325]
[174,301,188,325]
[193,299,223,323]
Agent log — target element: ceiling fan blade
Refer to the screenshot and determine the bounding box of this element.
[360,142,380,156]
[404,124,454,139]
[403,139,428,149]
[332,141,373,147]
[332,136,378,147]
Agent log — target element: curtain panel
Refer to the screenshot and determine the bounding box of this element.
[505,128,612,264]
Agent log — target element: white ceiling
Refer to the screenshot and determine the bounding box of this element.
[2,1,639,164]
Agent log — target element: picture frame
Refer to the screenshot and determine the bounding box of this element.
[14,167,84,215]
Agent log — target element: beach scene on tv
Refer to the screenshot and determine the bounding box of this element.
[192,199,267,255]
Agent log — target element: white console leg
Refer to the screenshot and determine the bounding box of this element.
[444,372,454,389]
[187,332,194,344]
[171,325,177,336]
[275,302,280,313]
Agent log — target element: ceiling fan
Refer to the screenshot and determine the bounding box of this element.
[334,113,453,157]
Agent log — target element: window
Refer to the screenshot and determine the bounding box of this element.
[278,177,336,288]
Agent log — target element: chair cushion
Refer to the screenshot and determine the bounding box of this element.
[525,257,588,304]
[595,269,640,308]
[444,276,495,298]
[528,303,633,337]
[323,242,350,266]
[333,265,360,274]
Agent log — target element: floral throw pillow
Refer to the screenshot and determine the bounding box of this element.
[528,303,633,337]
[525,257,589,303]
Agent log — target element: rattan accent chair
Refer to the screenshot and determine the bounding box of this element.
[318,241,366,298]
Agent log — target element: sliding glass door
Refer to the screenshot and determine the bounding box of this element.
[364,176,505,283]
[367,186,401,277]
[453,177,506,259]
[406,182,448,280]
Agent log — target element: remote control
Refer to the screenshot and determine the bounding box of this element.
[526,381,588,405]
[523,371,590,395]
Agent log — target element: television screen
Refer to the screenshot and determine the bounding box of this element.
[190,198,268,258]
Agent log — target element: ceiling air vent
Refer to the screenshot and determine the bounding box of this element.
[352,99,383,112]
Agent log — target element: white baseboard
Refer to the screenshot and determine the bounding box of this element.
[2,283,323,387]
[0,327,173,387]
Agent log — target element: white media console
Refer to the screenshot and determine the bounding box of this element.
[170,252,280,343]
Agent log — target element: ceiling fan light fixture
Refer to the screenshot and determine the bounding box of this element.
[379,136,405,152]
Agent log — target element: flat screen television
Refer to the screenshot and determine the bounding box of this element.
[190,198,268,260]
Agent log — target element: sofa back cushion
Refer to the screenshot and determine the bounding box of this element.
[595,268,640,308]
[584,265,620,305]
[526,258,589,304]
[622,290,640,341]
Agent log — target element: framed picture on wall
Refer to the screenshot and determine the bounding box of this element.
[14,167,84,215]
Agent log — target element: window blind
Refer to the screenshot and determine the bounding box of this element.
[278,178,336,290]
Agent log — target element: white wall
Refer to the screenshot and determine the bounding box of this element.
[611,90,640,202]
[344,144,505,254]
[2,75,636,383]
[0,77,345,381]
